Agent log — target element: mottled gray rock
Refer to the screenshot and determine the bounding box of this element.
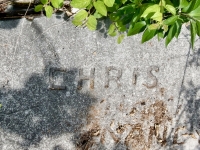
[0,15,200,150]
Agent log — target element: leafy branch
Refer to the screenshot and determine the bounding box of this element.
[35,0,200,48]
[34,0,64,17]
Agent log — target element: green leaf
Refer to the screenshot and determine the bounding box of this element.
[72,10,88,26]
[107,3,120,12]
[129,10,140,23]
[157,30,164,41]
[183,0,200,13]
[159,0,166,6]
[182,0,200,12]
[179,0,189,8]
[148,23,160,30]
[190,21,196,49]
[108,24,116,35]
[133,0,142,5]
[34,5,43,12]
[70,0,91,9]
[73,10,88,21]
[162,24,168,32]
[72,20,82,26]
[164,4,176,15]
[141,4,160,18]
[104,0,115,7]
[175,19,182,38]
[86,3,93,10]
[188,6,200,21]
[51,0,63,8]
[196,21,200,36]
[87,15,97,31]
[121,0,127,4]
[120,13,134,25]
[110,31,117,37]
[118,24,126,32]
[151,11,162,22]
[128,21,146,36]
[94,1,107,16]
[142,28,157,43]
[165,0,173,5]
[165,24,177,47]
[193,0,200,10]
[163,15,178,25]
[93,11,103,19]
[160,0,165,13]
[109,13,120,21]
[117,34,125,44]
[45,6,53,18]
[118,4,136,14]
[41,0,48,5]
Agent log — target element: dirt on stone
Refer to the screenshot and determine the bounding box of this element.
[75,98,172,150]
[76,128,100,150]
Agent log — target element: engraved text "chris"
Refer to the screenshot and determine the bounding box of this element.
[49,66,159,90]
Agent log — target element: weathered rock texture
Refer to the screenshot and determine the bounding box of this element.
[0,15,200,150]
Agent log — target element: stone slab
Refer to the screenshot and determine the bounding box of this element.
[0,16,200,150]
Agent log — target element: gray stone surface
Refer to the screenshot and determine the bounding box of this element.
[0,15,200,150]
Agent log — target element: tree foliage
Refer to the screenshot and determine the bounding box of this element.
[35,0,200,48]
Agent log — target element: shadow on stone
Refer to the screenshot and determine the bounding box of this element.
[188,48,200,67]
[0,65,97,149]
[53,145,65,150]
[0,19,20,29]
[180,81,200,131]
[167,80,200,149]
[167,45,200,149]
[96,18,111,39]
